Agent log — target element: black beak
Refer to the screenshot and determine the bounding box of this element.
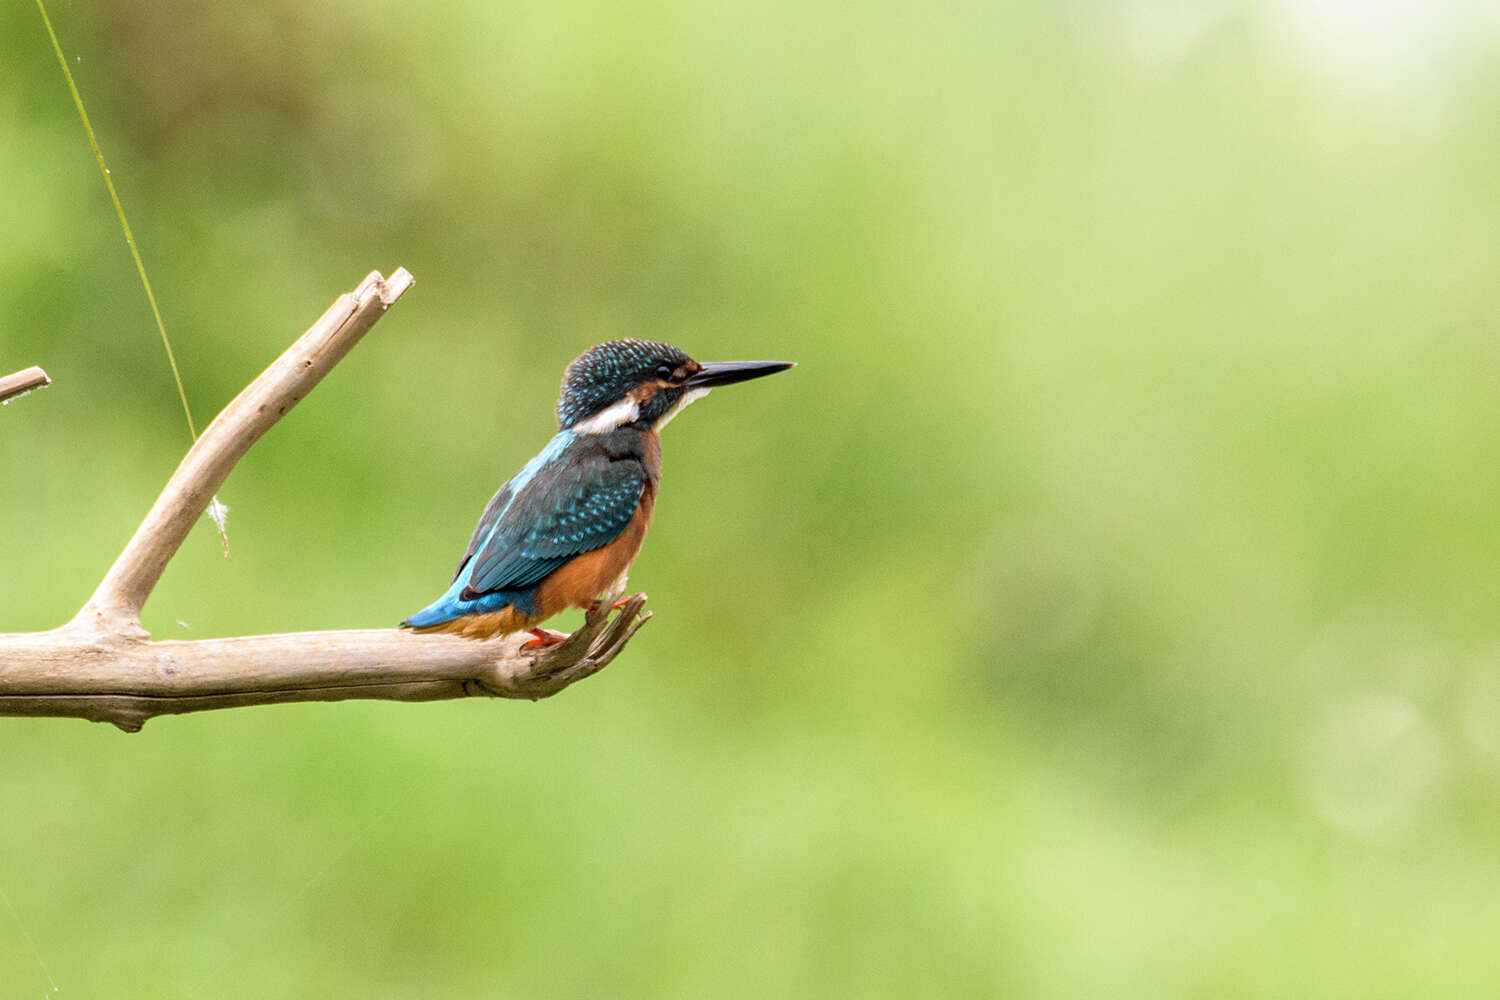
[685,359,796,389]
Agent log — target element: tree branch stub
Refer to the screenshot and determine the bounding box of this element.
[0,365,51,404]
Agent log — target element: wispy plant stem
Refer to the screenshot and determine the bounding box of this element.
[35,0,230,551]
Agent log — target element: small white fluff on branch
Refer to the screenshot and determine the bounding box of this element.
[0,269,651,732]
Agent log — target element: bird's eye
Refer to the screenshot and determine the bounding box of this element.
[656,364,673,379]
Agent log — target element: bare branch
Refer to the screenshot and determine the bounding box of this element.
[0,365,51,405]
[76,269,414,634]
[0,594,649,732]
[0,270,652,731]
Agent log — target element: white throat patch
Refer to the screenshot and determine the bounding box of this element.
[571,396,641,435]
[656,387,709,430]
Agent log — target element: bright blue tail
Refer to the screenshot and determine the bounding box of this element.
[400,577,534,628]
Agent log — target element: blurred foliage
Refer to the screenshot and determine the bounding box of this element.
[3,0,1500,995]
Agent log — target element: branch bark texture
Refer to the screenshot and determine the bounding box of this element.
[0,270,651,731]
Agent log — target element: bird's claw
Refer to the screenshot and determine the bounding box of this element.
[586,595,634,619]
[519,627,568,650]
[498,592,651,699]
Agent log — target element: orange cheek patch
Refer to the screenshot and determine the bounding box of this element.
[629,381,670,405]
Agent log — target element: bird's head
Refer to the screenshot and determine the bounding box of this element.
[557,339,793,434]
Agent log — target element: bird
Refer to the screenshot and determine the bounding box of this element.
[401,338,794,645]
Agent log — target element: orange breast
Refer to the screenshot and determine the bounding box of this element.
[531,480,656,620]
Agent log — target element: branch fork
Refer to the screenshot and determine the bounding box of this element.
[0,269,651,731]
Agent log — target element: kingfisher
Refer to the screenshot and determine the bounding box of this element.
[401,339,794,644]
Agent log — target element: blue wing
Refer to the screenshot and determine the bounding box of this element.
[402,433,648,629]
[459,450,647,599]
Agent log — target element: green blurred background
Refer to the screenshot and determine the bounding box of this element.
[4,0,1500,995]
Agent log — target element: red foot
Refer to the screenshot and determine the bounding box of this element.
[520,627,568,650]
[587,596,633,616]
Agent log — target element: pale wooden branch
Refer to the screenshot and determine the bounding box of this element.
[78,269,415,634]
[0,365,51,404]
[0,270,652,732]
[0,595,650,732]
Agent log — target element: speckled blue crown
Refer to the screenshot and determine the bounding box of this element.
[556,339,693,429]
